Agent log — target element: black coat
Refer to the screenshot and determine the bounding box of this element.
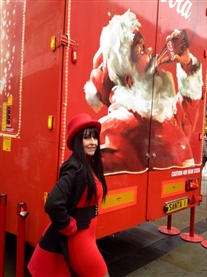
[28,155,89,274]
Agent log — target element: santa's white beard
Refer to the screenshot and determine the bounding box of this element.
[110,68,177,123]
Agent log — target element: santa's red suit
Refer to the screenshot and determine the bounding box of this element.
[84,52,203,174]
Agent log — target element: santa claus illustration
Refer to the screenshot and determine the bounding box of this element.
[84,10,203,174]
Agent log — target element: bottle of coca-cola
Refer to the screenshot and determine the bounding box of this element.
[156,29,189,66]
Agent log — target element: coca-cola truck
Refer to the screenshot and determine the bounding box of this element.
[0,0,206,248]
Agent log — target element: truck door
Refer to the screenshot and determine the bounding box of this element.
[63,1,158,238]
[0,0,69,246]
[147,1,206,221]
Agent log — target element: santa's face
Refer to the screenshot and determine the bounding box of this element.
[131,39,153,76]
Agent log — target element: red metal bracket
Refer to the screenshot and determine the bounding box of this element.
[0,194,7,277]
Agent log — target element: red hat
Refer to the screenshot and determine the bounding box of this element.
[67,113,101,150]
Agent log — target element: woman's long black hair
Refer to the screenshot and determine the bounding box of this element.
[72,127,107,204]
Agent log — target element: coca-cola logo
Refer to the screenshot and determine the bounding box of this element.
[161,0,192,19]
[166,41,175,61]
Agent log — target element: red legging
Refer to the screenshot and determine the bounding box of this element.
[68,216,107,277]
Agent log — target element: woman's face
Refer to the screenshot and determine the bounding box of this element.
[82,128,98,156]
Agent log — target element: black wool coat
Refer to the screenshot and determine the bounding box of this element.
[28,155,89,274]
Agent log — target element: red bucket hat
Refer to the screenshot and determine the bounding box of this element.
[67,113,101,150]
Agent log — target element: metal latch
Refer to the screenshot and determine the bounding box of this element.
[50,31,78,51]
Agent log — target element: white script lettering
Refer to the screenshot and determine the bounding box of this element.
[161,0,192,19]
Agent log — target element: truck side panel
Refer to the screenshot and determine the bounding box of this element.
[0,0,206,246]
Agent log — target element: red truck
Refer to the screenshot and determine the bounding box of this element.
[0,0,206,250]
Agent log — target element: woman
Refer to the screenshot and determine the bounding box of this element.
[28,113,110,277]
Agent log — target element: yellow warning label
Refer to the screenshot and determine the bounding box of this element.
[100,186,137,214]
[7,96,13,105]
[3,137,11,152]
[2,102,7,131]
[162,179,185,198]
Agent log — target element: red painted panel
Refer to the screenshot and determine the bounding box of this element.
[0,0,66,246]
